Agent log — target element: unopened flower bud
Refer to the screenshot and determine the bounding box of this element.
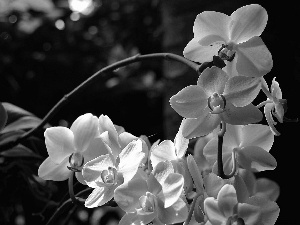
[187,154,204,194]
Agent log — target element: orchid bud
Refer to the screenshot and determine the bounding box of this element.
[187,154,204,194]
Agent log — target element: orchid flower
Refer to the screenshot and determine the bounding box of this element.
[0,102,7,131]
[150,118,193,192]
[82,139,145,208]
[38,113,107,183]
[184,4,272,77]
[115,160,188,225]
[204,124,277,173]
[98,114,149,163]
[170,66,262,139]
[260,77,287,136]
[204,184,279,225]
[235,169,280,203]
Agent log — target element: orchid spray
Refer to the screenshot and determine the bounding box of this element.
[0,3,297,225]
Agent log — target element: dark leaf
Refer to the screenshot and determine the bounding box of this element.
[2,102,34,125]
[0,130,25,147]
[0,144,42,159]
[0,116,46,134]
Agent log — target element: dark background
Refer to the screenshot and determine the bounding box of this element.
[0,0,299,224]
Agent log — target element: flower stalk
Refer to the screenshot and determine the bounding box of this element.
[217,121,236,179]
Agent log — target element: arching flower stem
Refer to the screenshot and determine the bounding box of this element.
[217,121,237,179]
[46,187,92,225]
[0,53,213,152]
[68,171,85,206]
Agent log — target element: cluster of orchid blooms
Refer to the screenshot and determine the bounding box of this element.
[0,4,290,225]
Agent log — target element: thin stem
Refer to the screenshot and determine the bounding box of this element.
[46,188,92,225]
[183,193,201,225]
[0,53,203,151]
[217,122,237,179]
[45,198,73,225]
[68,171,85,206]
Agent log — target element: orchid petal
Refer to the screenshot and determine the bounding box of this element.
[223,56,239,77]
[204,197,226,225]
[114,178,148,213]
[224,76,261,107]
[70,113,99,152]
[183,38,222,63]
[85,186,115,208]
[158,197,188,224]
[193,133,214,171]
[136,208,157,225]
[193,11,231,43]
[119,213,140,225]
[238,169,256,197]
[203,173,226,199]
[82,154,114,188]
[235,36,272,77]
[152,161,174,185]
[170,85,208,118]
[118,132,138,149]
[271,78,282,99]
[222,153,234,175]
[237,203,260,224]
[230,4,268,44]
[174,118,189,158]
[161,173,184,208]
[242,196,279,225]
[100,131,120,159]
[44,127,74,164]
[83,137,110,164]
[220,103,262,125]
[223,124,242,149]
[99,114,121,152]
[182,108,221,139]
[234,174,250,203]
[264,103,280,136]
[204,140,232,165]
[255,178,280,202]
[240,124,274,151]
[237,146,277,172]
[274,103,285,123]
[38,157,70,181]
[147,173,162,196]
[217,184,238,218]
[198,67,229,96]
[118,140,145,183]
[75,171,86,185]
[150,140,177,169]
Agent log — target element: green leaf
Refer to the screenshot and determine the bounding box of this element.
[0,130,25,146]
[0,144,42,159]
[2,102,34,125]
[0,103,7,131]
[0,116,44,134]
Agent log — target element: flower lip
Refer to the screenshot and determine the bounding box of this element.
[139,192,156,213]
[67,152,84,172]
[218,44,236,62]
[101,166,117,184]
[226,215,245,225]
[208,93,226,114]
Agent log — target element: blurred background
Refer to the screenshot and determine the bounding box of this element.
[0,0,299,224]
